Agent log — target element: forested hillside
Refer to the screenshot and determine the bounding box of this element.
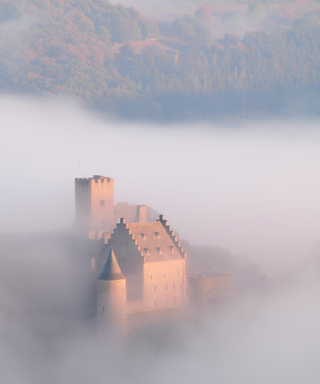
[1,0,320,121]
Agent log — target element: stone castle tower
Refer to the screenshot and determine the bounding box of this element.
[75,175,114,234]
[97,248,127,337]
[74,175,151,239]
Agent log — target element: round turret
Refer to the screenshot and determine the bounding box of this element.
[97,248,127,338]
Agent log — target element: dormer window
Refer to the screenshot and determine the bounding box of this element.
[141,233,146,239]
[169,246,175,252]
[155,232,160,238]
[144,248,150,255]
[156,247,162,254]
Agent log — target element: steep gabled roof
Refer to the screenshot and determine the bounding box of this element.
[98,248,126,280]
[126,215,186,263]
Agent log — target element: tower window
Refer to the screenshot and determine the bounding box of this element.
[164,274,166,278]
[165,285,167,291]
[180,285,182,291]
[154,286,157,292]
[178,272,180,277]
[173,284,175,290]
[100,200,105,207]
[101,306,104,313]
[151,275,152,280]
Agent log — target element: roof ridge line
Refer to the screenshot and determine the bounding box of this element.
[158,215,186,259]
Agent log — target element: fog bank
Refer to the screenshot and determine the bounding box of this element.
[1,96,320,273]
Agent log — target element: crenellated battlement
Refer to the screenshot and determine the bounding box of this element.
[74,175,114,233]
[76,176,112,183]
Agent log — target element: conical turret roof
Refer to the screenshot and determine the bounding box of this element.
[98,248,126,281]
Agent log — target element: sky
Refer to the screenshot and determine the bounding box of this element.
[1,96,320,274]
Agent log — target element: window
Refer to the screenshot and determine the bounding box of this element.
[101,306,104,313]
[180,285,182,291]
[151,275,152,280]
[155,232,160,238]
[154,301,157,308]
[144,248,150,255]
[173,284,175,290]
[178,272,180,277]
[98,288,101,295]
[164,274,166,278]
[165,285,167,291]
[141,233,146,239]
[156,247,162,254]
[166,299,168,306]
[174,298,176,306]
[154,286,157,292]
[169,246,174,253]
[100,200,105,207]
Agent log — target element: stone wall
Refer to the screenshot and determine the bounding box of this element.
[74,176,114,234]
[142,259,187,311]
[187,273,234,304]
[101,221,144,301]
[90,176,114,232]
[97,278,127,337]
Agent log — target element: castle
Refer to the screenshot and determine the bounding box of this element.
[75,175,233,336]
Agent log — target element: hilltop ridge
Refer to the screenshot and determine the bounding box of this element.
[1,0,320,121]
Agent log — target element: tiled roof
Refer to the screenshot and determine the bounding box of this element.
[126,216,186,263]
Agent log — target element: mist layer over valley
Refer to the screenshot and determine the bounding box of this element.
[2,0,320,381]
[1,96,320,273]
[1,95,320,382]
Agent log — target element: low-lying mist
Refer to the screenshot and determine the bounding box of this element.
[1,96,320,274]
[1,95,320,383]
[2,279,320,384]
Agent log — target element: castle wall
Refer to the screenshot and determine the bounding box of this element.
[187,273,234,304]
[142,259,187,312]
[114,203,137,224]
[101,222,144,301]
[75,178,92,233]
[74,176,114,235]
[114,203,148,224]
[97,278,127,337]
[90,177,114,232]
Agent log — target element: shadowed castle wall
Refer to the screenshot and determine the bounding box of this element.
[101,222,144,301]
